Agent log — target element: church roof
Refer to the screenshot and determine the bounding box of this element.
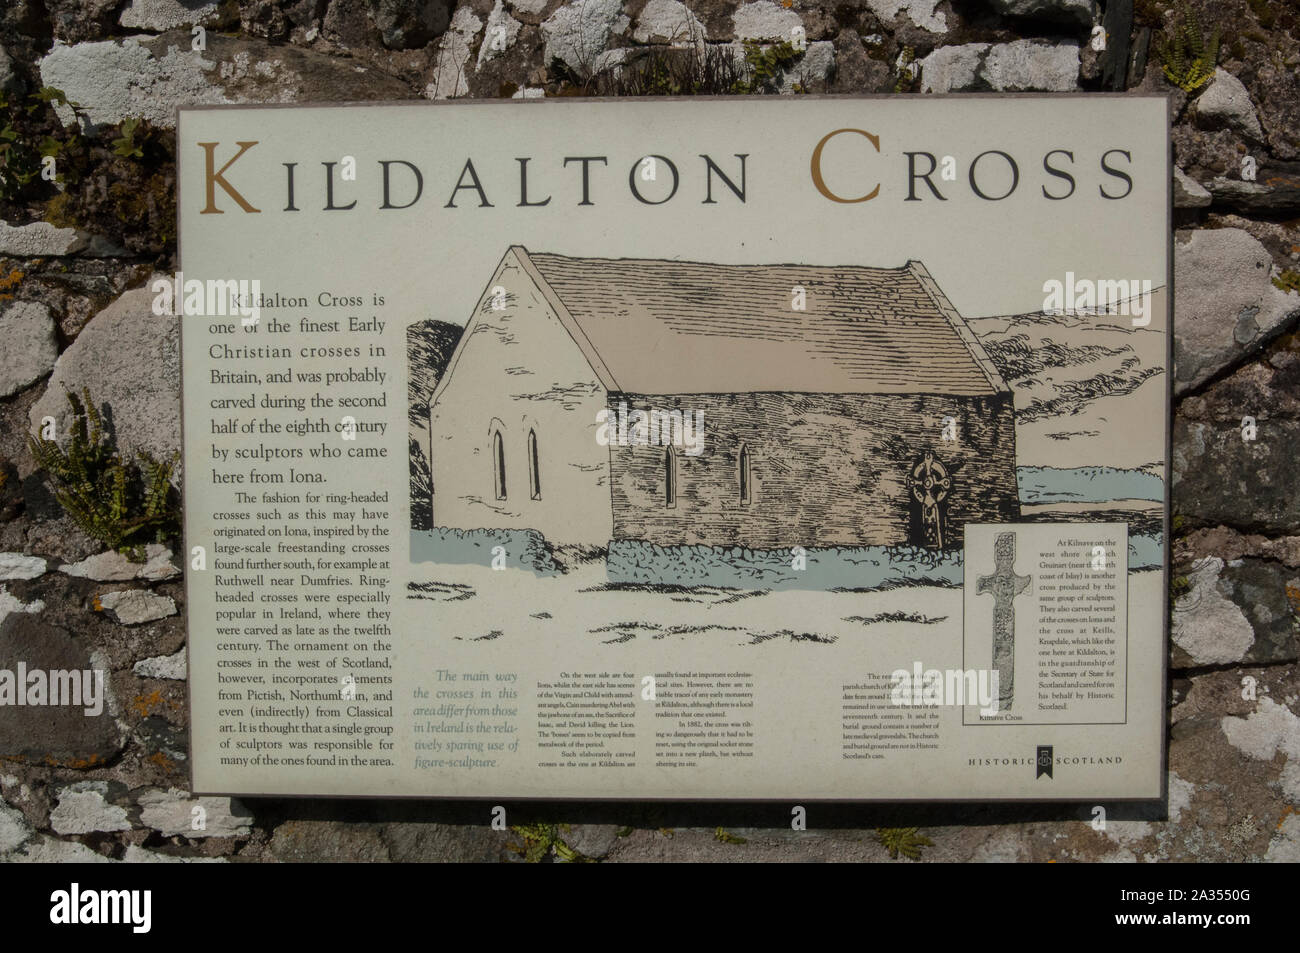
[509,246,1008,397]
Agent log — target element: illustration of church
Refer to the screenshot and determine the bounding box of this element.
[421,246,1019,550]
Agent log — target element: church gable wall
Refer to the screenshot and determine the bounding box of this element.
[428,253,613,546]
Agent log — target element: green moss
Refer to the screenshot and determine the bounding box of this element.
[877,827,932,860]
[27,389,180,561]
[109,168,177,247]
[736,39,804,92]
[44,118,177,257]
[507,823,591,862]
[44,191,79,229]
[863,35,891,63]
[894,46,917,94]
[1170,574,1191,615]
[714,827,747,844]
[1272,270,1300,294]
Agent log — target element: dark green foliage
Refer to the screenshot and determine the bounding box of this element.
[0,78,174,256]
[111,117,144,158]
[1170,573,1192,616]
[714,827,747,844]
[1272,270,1300,294]
[876,827,933,860]
[735,40,805,93]
[43,115,176,256]
[507,823,590,862]
[1158,2,1220,91]
[0,86,89,203]
[27,389,180,560]
[894,46,917,93]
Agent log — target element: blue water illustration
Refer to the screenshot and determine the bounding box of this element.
[1017,466,1164,504]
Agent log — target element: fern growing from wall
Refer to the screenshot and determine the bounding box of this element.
[27,388,180,560]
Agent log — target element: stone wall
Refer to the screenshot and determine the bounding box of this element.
[607,390,1018,548]
[1,0,1299,863]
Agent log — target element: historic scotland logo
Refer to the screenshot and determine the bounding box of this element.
[1036,745,1054,779]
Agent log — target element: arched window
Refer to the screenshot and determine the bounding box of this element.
[738,443,751,504]
[528,429,541,500]
[665,446,677,509]
[492,430,506,501]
